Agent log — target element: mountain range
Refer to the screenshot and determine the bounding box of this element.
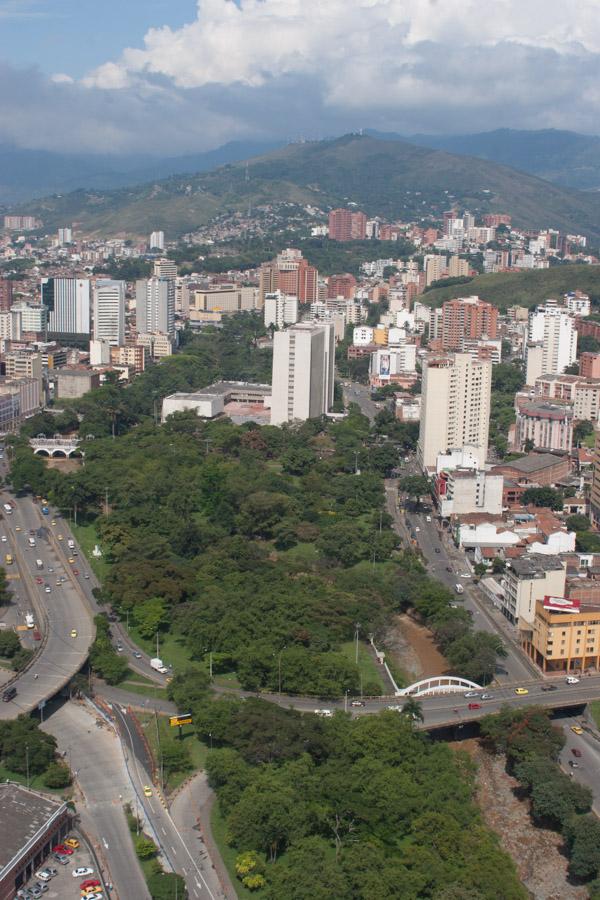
[14,134,600,242]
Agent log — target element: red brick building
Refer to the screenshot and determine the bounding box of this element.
[327,273,357,299]
[440,296,499,350]
[0,278,13,312]
[328,209,367,242]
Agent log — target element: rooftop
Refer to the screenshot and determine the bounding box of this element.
[496,453,567,474]
[508,554,565,577]
[0,783,64,873]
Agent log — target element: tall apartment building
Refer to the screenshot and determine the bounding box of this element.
[328,209,367,242]
[41,277,91,338]
[263,292,299,330]
[259,249,318,305]
[535,373,600,422]
[0,278,13,312]
[447,256,470,278]
[591,427,600,529]
[525,302,577,384]
[57,226,72,245]
[270,322,335,426]
[424,255,447,286]
[440,296,498,350]
[418,352,492,470]
[327,273,357,299]
[11,302,47,333]
[93,279,125,346]
[150,231,165,251]
[0,311,21,341]
[135,278,175,336]
[580,353,600,379]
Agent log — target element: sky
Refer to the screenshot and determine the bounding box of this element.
[1,0,600,156]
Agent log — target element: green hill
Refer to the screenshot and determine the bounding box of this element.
[420,265,600,311]
[18,134,600,240]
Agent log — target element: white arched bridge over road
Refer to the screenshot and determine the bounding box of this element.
[397,676,483,697]
[29,437,83,458]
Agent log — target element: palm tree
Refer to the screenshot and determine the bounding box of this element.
[402,697,424,723]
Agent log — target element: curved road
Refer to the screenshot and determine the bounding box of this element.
[0,490,95,718]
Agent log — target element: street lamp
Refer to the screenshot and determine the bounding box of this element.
[354,622,361,665]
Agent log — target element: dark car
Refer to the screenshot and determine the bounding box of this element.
[571,748,583,758]
[2,685,16,702]
[541,684,558,692]
[468,703,482,710]
[435,548,441,553]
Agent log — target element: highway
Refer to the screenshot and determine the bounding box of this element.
[0,489,95,718]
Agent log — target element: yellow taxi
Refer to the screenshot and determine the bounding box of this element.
[70,629,78,638]
[68,557,75,564]
[15,526,21,532]
[64,837,80,849]
[514,687,529,696]
[571,725,584,735]
[143,785,153,797]
[58,534,64,541]
[51,520,57,526]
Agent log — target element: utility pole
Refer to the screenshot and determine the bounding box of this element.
[209,651,213,679]
[355,622,361,665]
[25,744,30,790]
[344,690,348,713]
[156,632,159,658]
[104,488,109,517]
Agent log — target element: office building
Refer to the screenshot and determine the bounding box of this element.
[153,259,177,279]
[515,401,573,453]
[263,292,299,329]
[41,277,91,339]
[525,596,600,673]
[0,278,13,312]
[5,351,42,384]
[11,303,47,334]
[270,321,335,426]
[501,554,566,626]
[149,230,165,251]
[136,278,175,337]
[136,332,174,359]
[440,296,498,350]
[93,279,125,346]
[328,209,367,242]
[259,249,318,305]
[525,303,577,384]
[418,352,492,470]
[188,286,257,319]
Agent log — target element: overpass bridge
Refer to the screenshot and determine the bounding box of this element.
[29,436,84,458]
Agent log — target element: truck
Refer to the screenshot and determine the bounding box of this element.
[67,539,75,550]
[150,657,168,674]
[36,559,43,570]
[455,583,464,595]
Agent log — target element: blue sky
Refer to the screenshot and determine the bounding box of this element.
[0,0,196,76]
[0,0,599,156]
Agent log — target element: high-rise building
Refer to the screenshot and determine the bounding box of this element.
[149,231,165,251]
[591,427,600,529]
[153,259,177,279]
[41,277,91,338]
[263,292,299,330]
[424,255,447,286]
[0,278,13,312]
[440,296,499,350]
[328,209,367,242]
[10,302,46,334]
[447,256,470,279]
[259,249,318,305]
[93,279,125,346]
[327,273,357,300]
[135,278,175,336]
[525,303,577,384]
[418,352,492,470]
[57,227,72,245]
[270,321,335,426]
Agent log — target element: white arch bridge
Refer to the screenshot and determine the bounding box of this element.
[395,676,483,698]
[30,437,84,458]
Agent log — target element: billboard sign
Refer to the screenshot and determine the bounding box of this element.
[543,596,580,614]
[379,353,390,377]
[169,713,193,727]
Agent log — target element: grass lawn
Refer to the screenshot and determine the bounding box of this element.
[0,763,72,796]
[127,627,193,674]
[70,522,110,581]
[120,679,168,700]
[135,711,209,793]
[340,641,386,692]
[213,671,241,690]
[211,803,255,900]
[589,701,600,729]
[277,542,319,566]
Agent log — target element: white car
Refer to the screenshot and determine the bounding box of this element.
[313,709,333,717]
[566,676,580,684]
[386,705,402,712]
[0,535,6,542]
[44,586,51,593]
[35,871,52,882]
[72,867,94,877]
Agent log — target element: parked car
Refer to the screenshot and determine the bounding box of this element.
[64,838,80,849]
[571,725,584,735]
[73,867,94,877]
[572,748,583,758]
[351,700,365,707]
[80,880,101,890]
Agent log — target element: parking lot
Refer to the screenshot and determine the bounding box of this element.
[19,834,105,900]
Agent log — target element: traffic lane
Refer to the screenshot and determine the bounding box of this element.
[112,706,218,900]
[42,701,151,900]
[0,501,94,718]
[558,717,600,804]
